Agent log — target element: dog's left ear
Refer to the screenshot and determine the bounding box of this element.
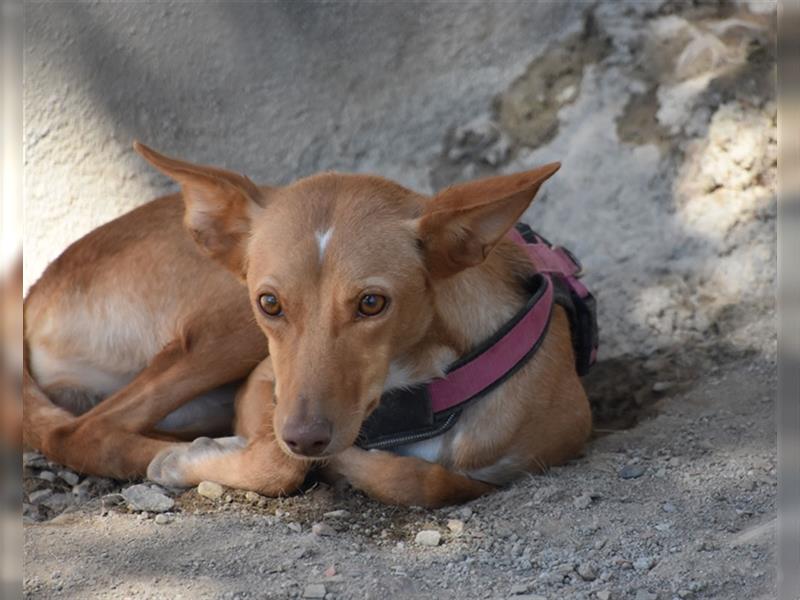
[418,162,560,278]
[134,141,267,278]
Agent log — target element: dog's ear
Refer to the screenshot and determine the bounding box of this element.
[418,162,560,278]
[134,141,267,277]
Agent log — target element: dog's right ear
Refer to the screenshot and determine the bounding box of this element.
[134,141,266,278]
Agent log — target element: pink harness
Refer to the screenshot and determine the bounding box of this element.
[358,223,598,450]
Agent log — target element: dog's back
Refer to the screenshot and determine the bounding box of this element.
[24,194,252,416]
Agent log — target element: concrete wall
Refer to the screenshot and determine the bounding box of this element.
[23,1,585,291]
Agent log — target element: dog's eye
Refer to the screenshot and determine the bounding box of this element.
[258,293,283,317]
[358,294,387,317]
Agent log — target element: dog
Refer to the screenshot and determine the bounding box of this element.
[23,142,595,507]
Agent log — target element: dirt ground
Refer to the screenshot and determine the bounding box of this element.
[23,2,777,599]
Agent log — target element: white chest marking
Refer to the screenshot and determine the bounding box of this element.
[383,362,417,392]
[393,436,443,463]
[315,228,334,262]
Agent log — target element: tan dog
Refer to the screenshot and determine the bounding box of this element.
[23,143,591,507]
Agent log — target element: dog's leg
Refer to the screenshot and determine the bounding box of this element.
[326,446,494,508]
[27,331,264,479]
[147,359,310,495]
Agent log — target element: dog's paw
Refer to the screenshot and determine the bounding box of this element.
[147,436,247,488]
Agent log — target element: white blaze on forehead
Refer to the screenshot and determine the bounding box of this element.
[315,227,334,262]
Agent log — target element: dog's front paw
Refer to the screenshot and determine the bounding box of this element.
[147,436,246,488]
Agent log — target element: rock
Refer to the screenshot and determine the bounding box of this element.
[72,480,93,503]
[28,489,53,504]
[634,591,658,600]
[596,592,612,600]
[513,595,547,600]
[287,522,302,533]
[619,464,646,479]
[122,484,175,513]
[576,562,597,581]
[323,509,350,519]
[312,522,336,536]
[23,503,43,522]
[243,491,262,503]
[510,583,529,594]
[633,556,656,571]
[415,530,442,546]
[36,470,56,483]
[573,493,593,509]
[41,493,71,512]
[303,583,326,599]
[652,381,674,393]
[197,481,224,500]
[446,519,464,535]
[58,470,80,486]
[23,452,49,469]
[154,513,173,525]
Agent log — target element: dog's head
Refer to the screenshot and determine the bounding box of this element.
[135,142,558,459]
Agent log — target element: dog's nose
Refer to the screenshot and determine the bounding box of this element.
[281,417,332,457]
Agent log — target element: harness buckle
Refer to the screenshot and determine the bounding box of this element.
[553,245,584,278]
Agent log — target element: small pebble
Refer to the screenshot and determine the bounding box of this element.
[510,582,528,594]
[652,381,674,392]
[619,464,646,480]
[447,519,465,535]
[415,530,442,546]
[634,591,658,600]
[197,481,224,500]
[323,509,350,519]
[58,470,80,486]
[576,562,597,581]
[662,502,676,513]
[573,493,593,509]
[122,484,174,513]
[154,513,173,525]
[23,452,49,469]
[633,556,656,571]
[287,522,302,533]
[303,583,326,599]
[312,522,336,536]
[244,491,262,503]
[28,489,53,504]
[36,470,56,483]
[597,591,612,600]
